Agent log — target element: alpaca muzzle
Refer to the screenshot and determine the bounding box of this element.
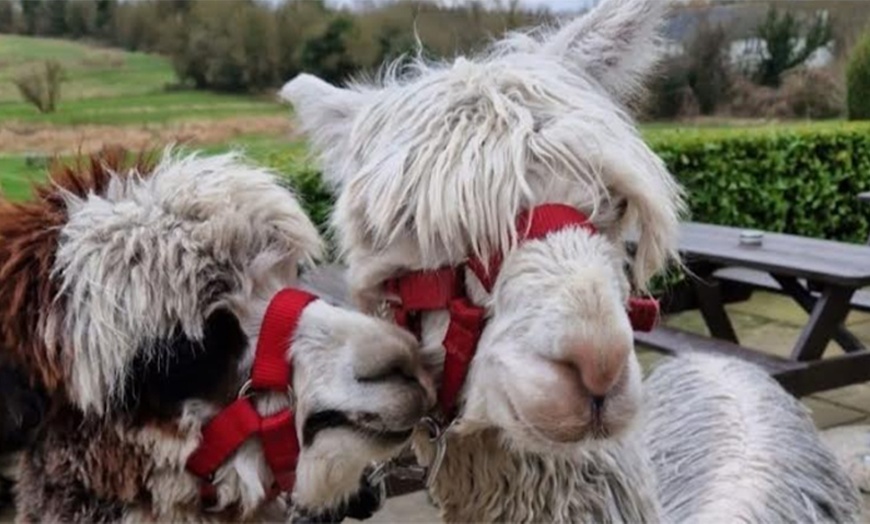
[185,288,318,509]
[383,204,659,425]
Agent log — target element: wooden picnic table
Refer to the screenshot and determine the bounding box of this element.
[637,222,870,397]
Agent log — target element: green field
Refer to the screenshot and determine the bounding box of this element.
[0,35,281,125]
[0,91,280,125]
[0,34,173,102]
[0,135,309,201]
[0,35,296,200]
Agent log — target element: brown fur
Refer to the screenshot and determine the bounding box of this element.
[16,406,149,522]
[0,146,152,394]
[0,147,156,521]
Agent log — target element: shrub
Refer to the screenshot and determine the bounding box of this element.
[727,76,793,119]
[781,67,844,119]
[283,123,870,247]
[847,30,870,120]
[260,149,336,256]
[648,123,870,243]
[299,16,357,85]
[12,61,67,113]
[165,1,278,93]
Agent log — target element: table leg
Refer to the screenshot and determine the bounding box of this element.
[690,264,739,343]
[772,276,865,354]
[790,285,856,362]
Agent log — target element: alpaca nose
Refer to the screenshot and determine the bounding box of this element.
[571,343,630,397]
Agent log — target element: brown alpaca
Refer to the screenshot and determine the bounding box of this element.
[0,148,432,522]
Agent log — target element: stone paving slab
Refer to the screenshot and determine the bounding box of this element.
[351,492,440,523]
[805,398,869,429]
[728,292,870,328]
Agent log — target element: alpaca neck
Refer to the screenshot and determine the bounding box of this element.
[417,428,661,523]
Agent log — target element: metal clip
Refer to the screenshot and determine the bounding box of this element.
[419,416,454,488]
[366,461,391,486]
[426,435,447,488]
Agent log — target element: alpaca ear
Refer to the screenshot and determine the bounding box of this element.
[540,0,667,104]
[280,74,364,188]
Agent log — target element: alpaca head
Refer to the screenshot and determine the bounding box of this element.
[0,149,433,517]
[283,0,683,453]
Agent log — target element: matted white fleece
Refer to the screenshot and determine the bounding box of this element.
[645,354,862,523]
[50,149,322,414]
[282,0,684,290]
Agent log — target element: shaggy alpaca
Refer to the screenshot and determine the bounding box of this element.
[0,149,434,522]
[282,0,861,521]
[645,354,860,523]
[0,360,44,512]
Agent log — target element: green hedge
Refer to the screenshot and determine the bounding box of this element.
[272,123,870,247]
[647,123,870,244]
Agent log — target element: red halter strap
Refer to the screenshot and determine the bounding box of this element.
[384,203,659,421]
[186,288,318,507]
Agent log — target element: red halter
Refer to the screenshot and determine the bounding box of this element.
[186,288,318,507]
[384,203,659,420]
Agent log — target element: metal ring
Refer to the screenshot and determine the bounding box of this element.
[237,379,297,410]
[420,416,443,442]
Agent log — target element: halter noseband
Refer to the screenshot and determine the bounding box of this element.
[384,203,659,423]
[186,288,318,508]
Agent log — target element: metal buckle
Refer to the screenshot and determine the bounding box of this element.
[420,416,452,489]
[237,379,296,410]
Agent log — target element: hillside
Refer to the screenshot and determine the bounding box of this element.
[0,35,281,125]
[0,35,294,201]
[0,34,173,103]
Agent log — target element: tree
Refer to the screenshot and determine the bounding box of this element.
[66,0,97,38]
[753,7,832,88]
[686,21,731,115]
[0,0,17,33]
[166,0,278,93]
[46,0,68,36]
[94,0,115,37]
[300,16,357,85]
[847,29,870,120]
[19,0,41,34]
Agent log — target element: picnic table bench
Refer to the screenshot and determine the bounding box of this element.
[638,222,870,397]
[860,192,870,243]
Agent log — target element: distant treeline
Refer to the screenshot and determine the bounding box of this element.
[0,0,553,92]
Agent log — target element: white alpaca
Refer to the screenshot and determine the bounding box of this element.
[0,149,434,522]
[282,0,861,521]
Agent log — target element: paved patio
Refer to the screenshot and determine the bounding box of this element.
[1,291,868,523]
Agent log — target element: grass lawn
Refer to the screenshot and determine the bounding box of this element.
[0,91,280,126]
[0,34,173,103]
[0,134,308,202]
[0,155,45,201]
[0,35,281,125]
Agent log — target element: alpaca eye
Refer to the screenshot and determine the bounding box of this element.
[117,308,247,421]
[355,359,415,384]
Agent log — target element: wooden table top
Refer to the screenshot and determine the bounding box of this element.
[678,223,870,287]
